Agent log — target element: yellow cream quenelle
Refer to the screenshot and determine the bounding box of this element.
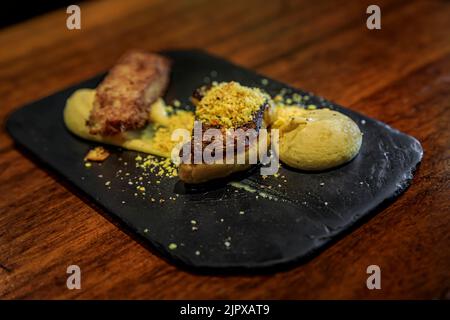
[271,106,362,171]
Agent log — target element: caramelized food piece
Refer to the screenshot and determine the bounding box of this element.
[84,146,110,162]
[87,50,170,135]
[179,82,271,184]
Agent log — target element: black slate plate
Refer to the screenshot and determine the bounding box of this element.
[6,50,423,272]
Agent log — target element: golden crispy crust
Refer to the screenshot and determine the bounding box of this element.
[87,50,170,135]
[179,85,270,184]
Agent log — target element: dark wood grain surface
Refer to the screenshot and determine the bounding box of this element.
[0,0,449,299]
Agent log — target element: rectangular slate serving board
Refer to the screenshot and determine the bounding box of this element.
[6,50,423,273]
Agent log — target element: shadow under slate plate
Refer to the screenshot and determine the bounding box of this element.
[6,50,423,272]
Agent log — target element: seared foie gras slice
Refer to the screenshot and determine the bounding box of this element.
[87,50,170,135]
[179,82,271,184]
[178,122,268,184]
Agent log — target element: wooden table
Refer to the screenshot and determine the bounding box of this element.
[0,0,449,299]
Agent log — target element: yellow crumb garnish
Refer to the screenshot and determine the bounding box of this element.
[84,146,110,162]
[150,110,194,157]
[136,155,179,178]
[196,81,267,128]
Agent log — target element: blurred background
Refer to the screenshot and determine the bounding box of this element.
[1,1,81,28]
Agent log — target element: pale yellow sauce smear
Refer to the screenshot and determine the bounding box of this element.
[229,181,278,200]
[64,89,194,158]
[229,181,256,193]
